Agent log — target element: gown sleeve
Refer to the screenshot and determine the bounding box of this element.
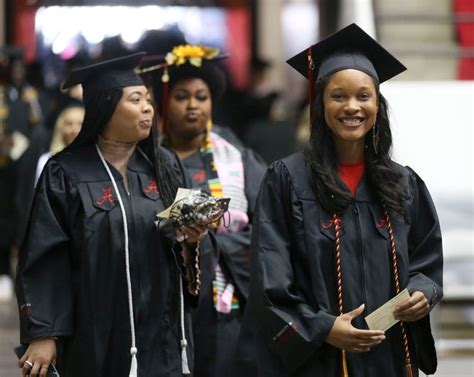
[404,167,444,375]
[251,161,336,372]
[216,148,267,300]
[405,167,443,307]
[16,159,75,344]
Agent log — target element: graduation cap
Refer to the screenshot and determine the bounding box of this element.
[287,23,406,85]
[61,52,146,94]
[62,52,148,149]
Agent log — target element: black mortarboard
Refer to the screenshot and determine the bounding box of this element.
[287,23,406,84]
[63,52,146,149]
[61,52,145,93]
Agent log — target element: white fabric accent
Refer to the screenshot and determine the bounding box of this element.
[179,277,191,374]
[96,144,138,377]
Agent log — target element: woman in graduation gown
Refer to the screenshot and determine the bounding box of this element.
[238,24,443,377]
[144,45,266,377]
[16,53,210,377]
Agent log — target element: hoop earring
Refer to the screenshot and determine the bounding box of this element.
[372,124,379,154]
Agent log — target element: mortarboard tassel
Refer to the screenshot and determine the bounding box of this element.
[161,66,170,134]
[179,275,191,374]
[340,349,349,377]
[307,47,315,124]
[181,339,191,374]
[405,362,414,377]
[129,347,138,377]
[96,145,139,377]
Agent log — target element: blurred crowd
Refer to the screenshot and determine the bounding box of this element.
[0,45,82,301]
[0,38,308,303]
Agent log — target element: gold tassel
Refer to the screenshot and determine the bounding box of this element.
[206,118,213,133]
[405,363,414,377]
[340,349,349,377]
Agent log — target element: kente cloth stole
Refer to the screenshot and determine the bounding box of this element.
[201,129,249,313]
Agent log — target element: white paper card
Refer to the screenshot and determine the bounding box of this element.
[365,288,410,331]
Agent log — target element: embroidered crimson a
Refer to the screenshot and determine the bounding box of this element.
[96,187,114,206]
[144,179,160,195]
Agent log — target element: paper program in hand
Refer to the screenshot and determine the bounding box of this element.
[365,288,410,331]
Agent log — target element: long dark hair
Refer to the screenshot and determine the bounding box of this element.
[69,86,179,208]
[140,122,180,208]
[304,75,407,218]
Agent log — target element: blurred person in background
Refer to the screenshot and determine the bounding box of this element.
[296,104,311,145]
[238,24,443,377]
[145,44,266,377]
[239,57,298,165]
[0,47,52,259]
[217,56,283,145]
[0,121,18,303]
[16,53,209,377]
[34,102,85,185]
[13,54,86,265]
[0,50,22,302]
[4,47,44,137]
[0,127,17,302]
[238,57,280,132]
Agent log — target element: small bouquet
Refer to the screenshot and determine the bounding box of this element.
[157,188,230,228]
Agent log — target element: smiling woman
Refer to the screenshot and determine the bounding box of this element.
[323,69,378,163]
[237,24,443,377]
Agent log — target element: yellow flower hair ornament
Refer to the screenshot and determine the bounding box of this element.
[165,45,220,68]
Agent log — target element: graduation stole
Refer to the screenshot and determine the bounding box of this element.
[326,212,414,377]
[200,121,241,313]
[200,122,224,198]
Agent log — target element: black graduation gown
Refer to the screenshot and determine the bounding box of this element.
[182,126,266,377]
[237,152,443,377]
[16,144,205,377]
